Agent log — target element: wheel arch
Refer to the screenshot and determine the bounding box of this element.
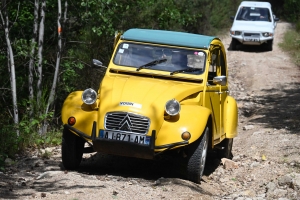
[223,95,238,138]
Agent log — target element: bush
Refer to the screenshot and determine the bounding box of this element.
[296,20,300,32]
[279,28,300,66]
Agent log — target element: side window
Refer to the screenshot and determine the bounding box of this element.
[208,48,226,85]
[208,49,218,85]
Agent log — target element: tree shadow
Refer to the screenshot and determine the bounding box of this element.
[0,139,223,198]
[238,83,300,134]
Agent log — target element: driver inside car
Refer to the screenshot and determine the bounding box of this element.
[171,51,188,70]
[259,8,270,21]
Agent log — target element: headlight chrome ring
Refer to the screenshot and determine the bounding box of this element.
[82,88,97,105]
[165,99,181,116]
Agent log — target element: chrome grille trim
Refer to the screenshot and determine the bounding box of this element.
[244,33,260,37]
[104,112,150,135]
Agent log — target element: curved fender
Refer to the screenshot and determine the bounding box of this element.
[223,95,238,138]
[155,105,211,147]
[61,91,98,138]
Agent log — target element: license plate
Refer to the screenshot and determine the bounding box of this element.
[99,130,150,146]
[244,37,260,42]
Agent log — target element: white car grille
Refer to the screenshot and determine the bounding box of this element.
[244,33,260,37]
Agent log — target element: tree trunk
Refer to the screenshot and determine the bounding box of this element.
[36,0,46,109]
[45,0,64,115]
[0,3,19,136]
[28,0,39,116]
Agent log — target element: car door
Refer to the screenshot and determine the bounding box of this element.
[207,47,228,143]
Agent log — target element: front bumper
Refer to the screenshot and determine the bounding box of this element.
[230,33,273,45]
[64,122,188,159]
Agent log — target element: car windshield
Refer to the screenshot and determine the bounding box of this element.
[236,7,271,22]
[113,42,206,75]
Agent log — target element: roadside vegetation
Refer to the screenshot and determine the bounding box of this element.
[279,22,300,66]
[0,0,299,170]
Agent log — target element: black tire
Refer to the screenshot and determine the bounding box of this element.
[186,126,209,183]
[230,38,237,50]
[217,138,233,159]
[266,39,273,51]
[62,128,85,170]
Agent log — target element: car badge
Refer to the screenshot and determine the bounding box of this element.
[119,114,133,131]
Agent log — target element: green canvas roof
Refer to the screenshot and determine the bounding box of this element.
[121,29,217,49]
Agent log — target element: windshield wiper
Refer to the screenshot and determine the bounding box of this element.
[170,67,202,75]
[136,58,167,71]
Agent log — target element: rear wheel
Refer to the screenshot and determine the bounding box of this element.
[186,126,209,183]
[62,128,85,170]
[217,138,233,159]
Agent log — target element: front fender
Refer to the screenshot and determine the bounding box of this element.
[223,95,238,138]
[61,91,98,138]
[155,105,211,147]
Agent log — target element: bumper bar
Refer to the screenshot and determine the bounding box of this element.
[64,122,189,159]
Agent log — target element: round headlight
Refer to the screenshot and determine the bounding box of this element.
[165,99,181,116]
[82,88,97,105]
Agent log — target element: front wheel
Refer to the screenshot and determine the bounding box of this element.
[265,39,273,51]
[230,38,237,50]
[186,126,209,183]
[61,128,85,170]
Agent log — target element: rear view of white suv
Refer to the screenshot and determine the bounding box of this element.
[230,1,279,51]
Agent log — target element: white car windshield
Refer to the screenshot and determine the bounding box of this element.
[113,42,206,75]
[236,7,271,22]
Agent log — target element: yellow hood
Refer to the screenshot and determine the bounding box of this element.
[98,75,203,132]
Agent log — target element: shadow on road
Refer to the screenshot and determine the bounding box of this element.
[77,150,221,182]
[227,43,271,53]
[239,82,300,134]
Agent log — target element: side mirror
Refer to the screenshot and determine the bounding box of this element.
[274,17,279,22]
[92,59,106,68]
[213,76,227,86]
[230,16,235,20]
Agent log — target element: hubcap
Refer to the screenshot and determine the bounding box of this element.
[200,133,208,175]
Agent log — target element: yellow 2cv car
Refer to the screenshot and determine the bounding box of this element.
[61,28,238,183]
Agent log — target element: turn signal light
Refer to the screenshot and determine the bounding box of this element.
[181,131,191,141]
[68,117,76,126]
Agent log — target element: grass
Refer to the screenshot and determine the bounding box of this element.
[0,126,62,171]
[279,22,300,67]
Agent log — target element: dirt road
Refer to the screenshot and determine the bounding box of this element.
[1,22,300,200]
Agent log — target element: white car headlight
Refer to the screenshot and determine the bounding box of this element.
[230,30,241,35]
[82,88,97,105]
[263,32,273,37]
[165,99,181,116]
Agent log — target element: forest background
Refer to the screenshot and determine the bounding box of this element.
[0,0,299,168]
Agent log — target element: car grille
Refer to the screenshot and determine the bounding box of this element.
[104,112,150,135]
[244,33,260,37]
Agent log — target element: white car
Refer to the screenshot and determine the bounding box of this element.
[229,1,279,51]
